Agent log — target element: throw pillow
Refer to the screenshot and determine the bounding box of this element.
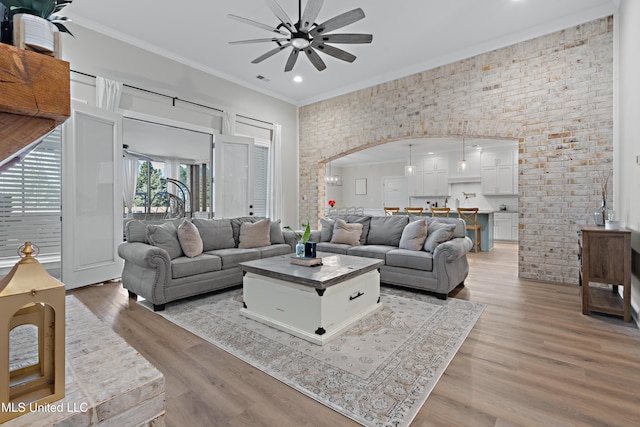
[177,220,203,258]
[146,221,183,259]
[367,216,409,246]
[330,218,363,246]
[340,215,371,244]
[269,219,286,244]
[193,218,236,251]
[424,222,456,253]
[125,220,148,243]
[231,217,261,247]
[399,219,427,251]
[238,218,271,249]
[320,218,335,242]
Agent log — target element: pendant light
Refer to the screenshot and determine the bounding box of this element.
[404,144,416,176]
[325,161,343,186]
[458,138,467,172]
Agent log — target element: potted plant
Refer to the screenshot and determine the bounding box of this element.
[1,0,73,51]
[285,222,311,257]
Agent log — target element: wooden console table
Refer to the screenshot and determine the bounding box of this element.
[579,225,632,322]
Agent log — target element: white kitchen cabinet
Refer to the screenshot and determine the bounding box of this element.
[408,172,424,196]
[481,148,517,195]
[423,155,447,172]
[422,155,449,196]
[448,150,481,182]
[494,212,518,241]
[423,170,448,196]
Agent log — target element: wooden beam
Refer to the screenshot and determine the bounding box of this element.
[0,43,70,169]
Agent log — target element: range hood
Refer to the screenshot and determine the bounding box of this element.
[0,43,70,172]
[448,175,481,183]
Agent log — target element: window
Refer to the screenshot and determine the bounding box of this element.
[0,129,62,261]
[132,160,191,217]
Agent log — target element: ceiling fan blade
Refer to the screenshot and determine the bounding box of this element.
[304,47,327,71]
[300,0,324,32]
[310,8,365,37]
[228,14,289,36]
[251,42,292,64]
[314,33,373,44]
[284,49,300,72]
[265,0,296,33]
[311,42,356,63]
[229,38,289,45]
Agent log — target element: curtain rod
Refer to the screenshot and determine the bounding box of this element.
[236,114,274,127]
[71,69,275,126]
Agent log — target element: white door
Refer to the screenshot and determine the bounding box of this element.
[212,134,254,218]
[61,102,123,289]
[382,176,407,210]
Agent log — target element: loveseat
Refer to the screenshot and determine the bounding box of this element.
[311,215,472,299]
[118,217,296,311]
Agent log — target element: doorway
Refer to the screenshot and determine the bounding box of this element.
[382,176,408,212]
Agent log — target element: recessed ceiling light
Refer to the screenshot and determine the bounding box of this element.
[293,75,303,83]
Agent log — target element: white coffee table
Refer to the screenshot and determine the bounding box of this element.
[239,253,384,345]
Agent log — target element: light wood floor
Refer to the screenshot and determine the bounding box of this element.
[72,243,640,427]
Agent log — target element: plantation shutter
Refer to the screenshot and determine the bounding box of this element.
[252,144,269,217]
[0,128,62,260]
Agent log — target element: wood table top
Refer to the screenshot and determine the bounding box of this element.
[239,252,383,289]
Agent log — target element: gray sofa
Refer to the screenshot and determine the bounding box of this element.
[118,217,297,311]
[311,215,472,299]
[117,214,472,311]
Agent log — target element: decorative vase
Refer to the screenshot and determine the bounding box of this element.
[295,240,305,257]
[593,210,604,226]
[593,200,608,226]
[13,13,56,54]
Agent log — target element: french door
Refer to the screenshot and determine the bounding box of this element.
[61,102,123,289]
[212,134,255,218]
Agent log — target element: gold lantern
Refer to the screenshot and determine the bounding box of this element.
[0,242,65,422]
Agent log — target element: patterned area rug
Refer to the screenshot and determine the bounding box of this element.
[150,287,484,426]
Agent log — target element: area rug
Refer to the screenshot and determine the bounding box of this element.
[148,287,484,426]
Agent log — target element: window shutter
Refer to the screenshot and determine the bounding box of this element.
[252,144,269,217]
[0,128,62,260]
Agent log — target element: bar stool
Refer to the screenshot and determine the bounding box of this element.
[457,207,481,252]
[384,207,400,215]
[430,207,450,217]
[404,207,424,216]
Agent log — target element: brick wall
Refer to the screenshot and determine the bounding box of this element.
[299,17,614,284]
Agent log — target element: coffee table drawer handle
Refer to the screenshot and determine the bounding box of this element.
[349,291,364,301]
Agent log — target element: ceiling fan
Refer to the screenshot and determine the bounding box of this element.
[228,0,373,72]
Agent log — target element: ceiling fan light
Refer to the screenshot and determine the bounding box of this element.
[291,37,310,49]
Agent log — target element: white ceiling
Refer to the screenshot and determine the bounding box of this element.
[65,0,618,107]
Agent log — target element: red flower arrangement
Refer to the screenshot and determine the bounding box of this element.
[328,199,336,208]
